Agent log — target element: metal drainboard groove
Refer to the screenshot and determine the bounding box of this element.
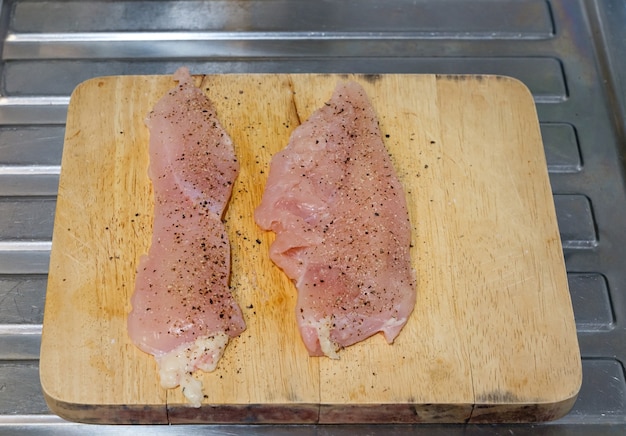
[6,0,555,37]
[3,30,558,45]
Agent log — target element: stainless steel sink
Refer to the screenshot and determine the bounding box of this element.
[1,0,625,433]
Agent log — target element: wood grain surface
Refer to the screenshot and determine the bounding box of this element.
[39,73,581,424]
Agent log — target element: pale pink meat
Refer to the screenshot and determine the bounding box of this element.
[255,81,416,358]
[144,67,239,216]
[128,67,244,404]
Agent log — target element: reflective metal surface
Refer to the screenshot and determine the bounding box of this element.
[1,0,625,433]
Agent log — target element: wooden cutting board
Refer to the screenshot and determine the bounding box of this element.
[40,73,581,424]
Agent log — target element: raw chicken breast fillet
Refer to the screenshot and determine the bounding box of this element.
[128,67,245,406]
[255,80,416,358]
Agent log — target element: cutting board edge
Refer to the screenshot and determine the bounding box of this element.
[39,392,580,425]
[68,72,533,97]
[40,388,169,425]
[469,391,580,423]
